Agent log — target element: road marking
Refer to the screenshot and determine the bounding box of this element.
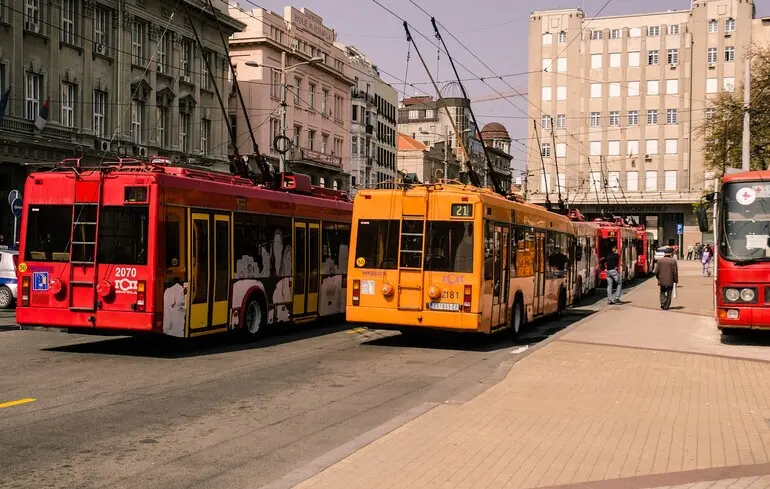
[347,327,367,334]
[0,398,36,409]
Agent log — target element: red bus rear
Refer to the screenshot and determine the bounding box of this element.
[634,227,655,276]
[16,158,352,338]
[594,220,638,282]
[698,171,770,333]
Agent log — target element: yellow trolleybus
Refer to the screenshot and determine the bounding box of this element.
[346,183,577,335]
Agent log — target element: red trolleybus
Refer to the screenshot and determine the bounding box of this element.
[697,171,770,334]
[595,219,638,282]
[16,158,352,339]
[633,227,655,276]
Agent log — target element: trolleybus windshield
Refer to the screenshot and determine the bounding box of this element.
[721,182,770,263]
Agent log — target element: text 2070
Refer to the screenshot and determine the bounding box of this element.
[442,290,458,299]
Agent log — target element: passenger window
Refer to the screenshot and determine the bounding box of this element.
[165,207,186,272]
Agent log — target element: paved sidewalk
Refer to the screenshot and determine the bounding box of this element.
[281,262,770,489]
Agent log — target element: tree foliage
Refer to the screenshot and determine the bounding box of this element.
[698,45,770,176]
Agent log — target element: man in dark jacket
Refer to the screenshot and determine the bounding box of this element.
[603,246,622,304]
[653,247,679,310]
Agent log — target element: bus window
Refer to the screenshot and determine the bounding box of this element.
[484,221,494,280]
[24,205,73,262]
[321,223,350,276]
[354,219,398,269]
[97,207,149,265]
[547,232,569,277]
[424,221,474,273]
[515,227,534,277]
[165,207,186,272]
[400,220,424,269]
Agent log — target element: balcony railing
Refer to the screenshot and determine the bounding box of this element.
[0,116,75,141]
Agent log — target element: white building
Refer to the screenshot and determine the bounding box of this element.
[338,44,397,194]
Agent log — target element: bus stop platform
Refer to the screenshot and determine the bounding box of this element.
[270,261,770,489]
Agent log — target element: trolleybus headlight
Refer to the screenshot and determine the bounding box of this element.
[428,285,441,300]
[724,288,740,302]
[381,283,394,297]
[740,288,756,302]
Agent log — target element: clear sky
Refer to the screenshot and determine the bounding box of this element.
[249,0,770,171]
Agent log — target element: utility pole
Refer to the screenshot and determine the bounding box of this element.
[742,54,751,172]
[280,51,288,174]
[442,124,448,180]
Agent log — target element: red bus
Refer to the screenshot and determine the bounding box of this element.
[595,219,638,282]
[697,171,770,333]
[16,158,352,339]
[634,227,655,276]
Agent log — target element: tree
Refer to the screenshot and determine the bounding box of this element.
[698,45,770,177]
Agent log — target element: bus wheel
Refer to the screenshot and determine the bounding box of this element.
[243,297,266,340]
[511,297,524,336]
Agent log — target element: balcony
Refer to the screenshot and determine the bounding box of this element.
[0,116,75,142]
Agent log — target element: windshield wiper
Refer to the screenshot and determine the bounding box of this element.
[734,257,770,266]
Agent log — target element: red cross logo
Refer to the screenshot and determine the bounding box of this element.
[743,191,753,200]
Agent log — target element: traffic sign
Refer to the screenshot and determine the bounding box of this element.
[677,223,683,235]
[7,189,20,206]
[11,198,22,217]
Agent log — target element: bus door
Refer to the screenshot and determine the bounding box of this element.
[293,221,320,319]
[189,212,231,334]
[490,224,510,329]
[533,230,546,316]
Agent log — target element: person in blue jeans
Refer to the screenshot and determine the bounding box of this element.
[603,246,622,304]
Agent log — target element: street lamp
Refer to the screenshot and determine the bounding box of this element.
[245,55,323,173]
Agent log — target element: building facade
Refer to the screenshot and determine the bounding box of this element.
[397,133,459,184]
[339,44,397,195]
[528,0,768,249]
[228,6,355,192]
[478,122,514,191]
[0,0,242,241]
[397,95,467,181]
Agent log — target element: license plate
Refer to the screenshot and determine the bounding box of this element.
[428,302,460,312]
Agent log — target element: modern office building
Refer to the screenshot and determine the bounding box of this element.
[528,0,769,248]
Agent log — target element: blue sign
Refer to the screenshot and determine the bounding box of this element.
[11,198,22,217]
[677,223,683,235]
[32,272,49,291]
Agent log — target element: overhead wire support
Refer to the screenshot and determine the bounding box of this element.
[533,120,551,210]
[549,129,565,209]
[402,21,481,188]
[430,17,505,197]
[586,157,603,213]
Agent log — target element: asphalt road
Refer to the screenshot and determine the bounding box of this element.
[0,281,642,489]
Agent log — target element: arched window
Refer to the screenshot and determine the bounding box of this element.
[333,180,339,190]
[319,177,325,187]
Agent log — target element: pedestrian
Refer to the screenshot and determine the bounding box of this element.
[701,244,712,277]
[686,244,693,260]
[653,247,679,310]
[695,242,703,260]
[603,245,622,304]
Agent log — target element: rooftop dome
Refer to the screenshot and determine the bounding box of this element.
[480,122,510,140]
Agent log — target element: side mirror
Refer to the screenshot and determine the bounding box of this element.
[697,205,710,233]
[703,192,716,203]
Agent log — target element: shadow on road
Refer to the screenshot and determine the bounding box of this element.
[361,277,649,353]
[720,329,770,346]
[42,318,351,359]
